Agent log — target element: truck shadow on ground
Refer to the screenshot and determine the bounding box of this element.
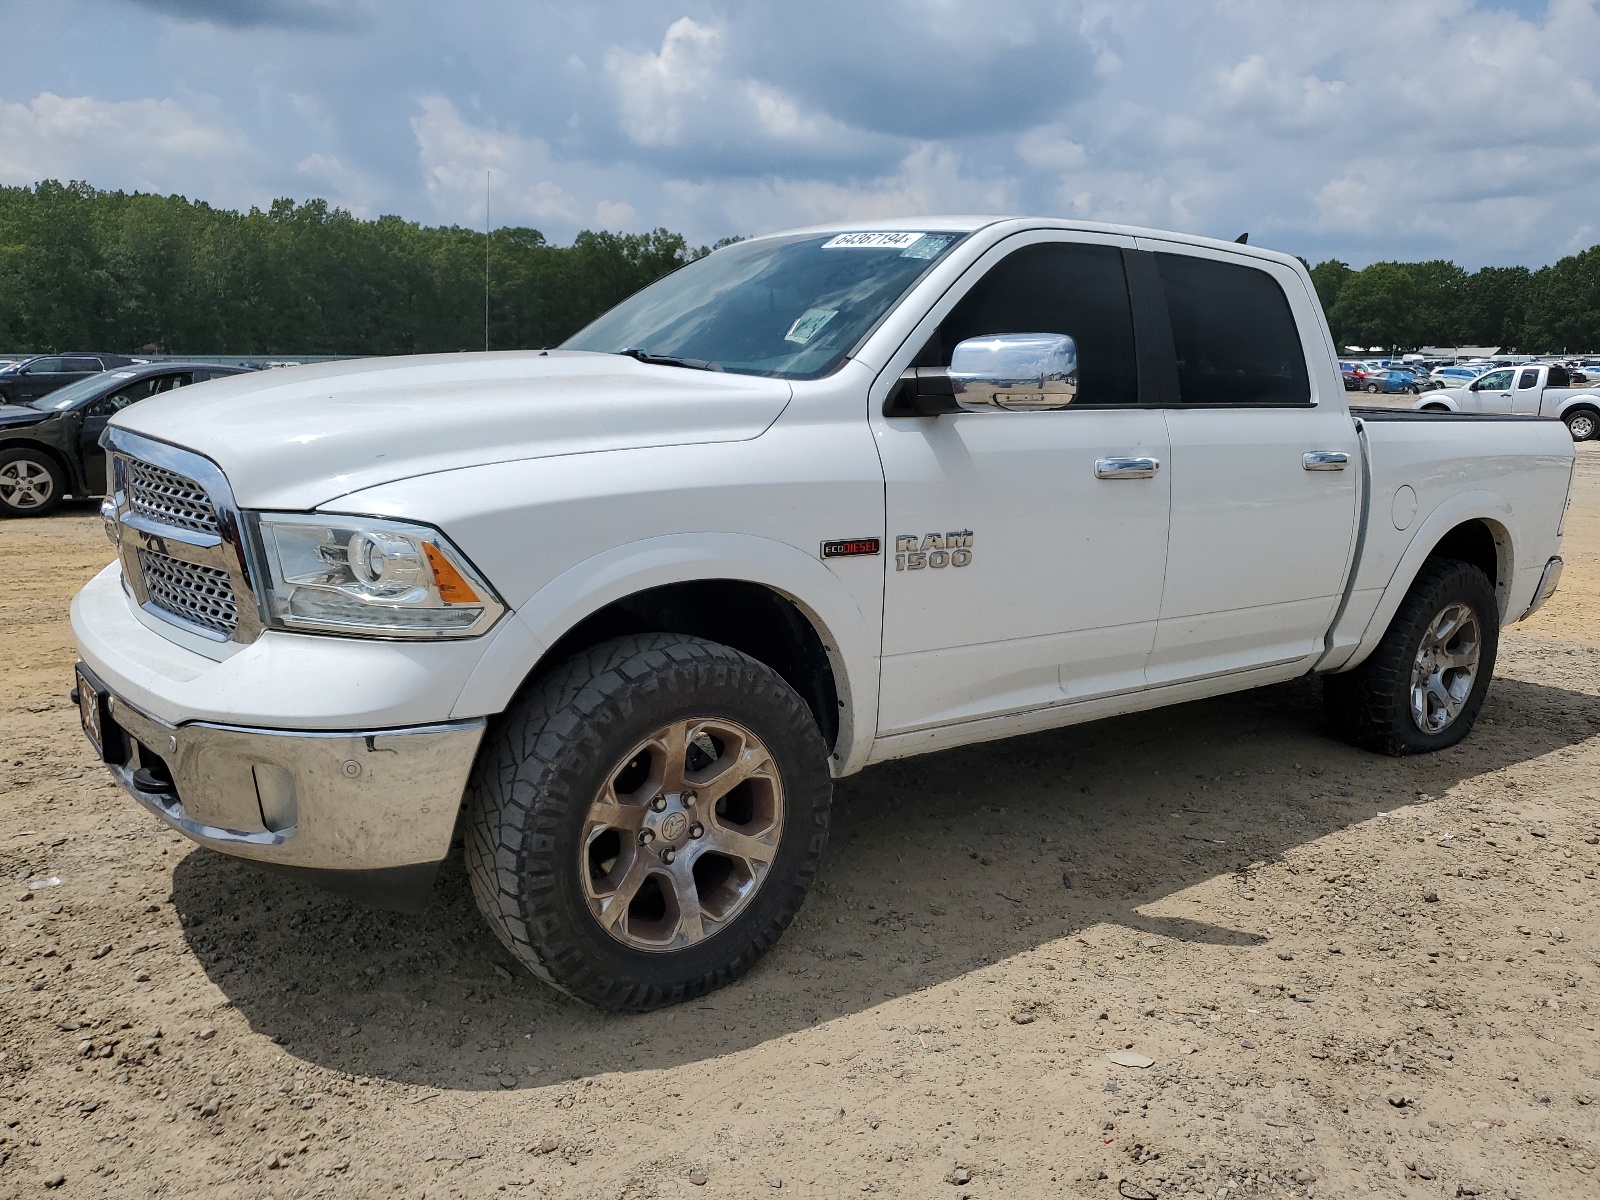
[168,670,1599,1089]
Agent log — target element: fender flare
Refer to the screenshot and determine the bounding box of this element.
[1412,396,1460,412]
[1333,491,1515,673]
[449,532,881,775]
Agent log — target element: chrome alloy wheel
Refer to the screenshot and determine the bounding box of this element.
[581,718,784,951]
[1569,412,1597,441]
[0,458,54,510]
[1409,602,1481,734]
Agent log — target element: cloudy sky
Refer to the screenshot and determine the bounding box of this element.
[1,0,1595,266]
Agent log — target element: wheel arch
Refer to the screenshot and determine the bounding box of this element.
[450,533,880,775]
[0,438,77,492]
[1552,393,1600,420]
[1333,499,1515,674]
[1412,396,1459,412]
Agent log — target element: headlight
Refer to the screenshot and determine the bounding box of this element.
[250,513,504,639]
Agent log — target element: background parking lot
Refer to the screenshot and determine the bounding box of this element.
[1,450,1597,1199]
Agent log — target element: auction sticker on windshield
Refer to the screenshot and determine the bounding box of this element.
[821,232,926,249]
[784,308,838,344]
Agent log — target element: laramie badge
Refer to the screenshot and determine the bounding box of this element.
[895,530,973,571]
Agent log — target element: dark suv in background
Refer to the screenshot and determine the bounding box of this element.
[0,362,250,517]
[0,354,140,405]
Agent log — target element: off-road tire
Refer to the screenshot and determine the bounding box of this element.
[1323,557,1499,755]
[1564,406,1598,442]
[463,633,832,1010]
[0,447,65,518]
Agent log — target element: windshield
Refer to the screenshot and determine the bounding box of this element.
[27,370,133,411]
[561,231,965,379]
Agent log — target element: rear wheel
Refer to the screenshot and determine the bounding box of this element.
[0,448,65,518]
[1564,406,1598,442]
[463,634,832,1010]
[1324,557,1498,755]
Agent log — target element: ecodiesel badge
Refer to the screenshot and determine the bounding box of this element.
[895,530,973,571]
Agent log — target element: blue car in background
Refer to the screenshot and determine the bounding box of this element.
[1358,368,1422,395]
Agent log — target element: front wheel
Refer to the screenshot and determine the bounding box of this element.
[463,634,832,1010]
[1565,406,1598,442]
[1323,557,1498,755]
[0,447,65,518]
[1365,382,1380,393]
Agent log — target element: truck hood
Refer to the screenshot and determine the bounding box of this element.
[110,351,794,510]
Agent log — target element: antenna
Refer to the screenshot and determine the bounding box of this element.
[484,170,491,353]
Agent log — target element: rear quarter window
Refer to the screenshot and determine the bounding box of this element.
[1155,253,1311,406]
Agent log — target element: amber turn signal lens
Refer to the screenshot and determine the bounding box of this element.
[423,542,481,604]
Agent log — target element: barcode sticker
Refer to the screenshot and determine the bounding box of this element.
[821,232,927,250]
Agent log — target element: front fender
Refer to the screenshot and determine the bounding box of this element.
[449,532,881,776]
[1411,393,1462,411]
[1335,491,1517,672]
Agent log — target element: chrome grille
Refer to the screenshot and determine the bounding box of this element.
[136,548,239,636]
[125,459,220,535]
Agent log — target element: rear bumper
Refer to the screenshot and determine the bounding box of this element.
[1521,555,1563,621]
[77,663,483,910]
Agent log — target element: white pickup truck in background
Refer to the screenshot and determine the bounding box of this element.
[1415,362,1600,441]
[70,218,1576,1010]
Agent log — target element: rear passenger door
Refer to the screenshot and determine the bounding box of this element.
[1513,368,1543,415]
[1134,242,1360,685]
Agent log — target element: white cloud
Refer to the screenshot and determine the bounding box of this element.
[602,17,878,161]
[294,152,387,216]
[5,0,1600,264]
[658,144,1016,239]
[0,92,248,193]
[411,94,646,230]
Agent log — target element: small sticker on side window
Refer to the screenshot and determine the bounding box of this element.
[821,231,927,250]
[784,308,838,345]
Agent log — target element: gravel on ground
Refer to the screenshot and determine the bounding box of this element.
[0,448,1597,1199]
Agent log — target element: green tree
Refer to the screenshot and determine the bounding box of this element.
[1522,248,1600,353]
[1308,259,1352,320]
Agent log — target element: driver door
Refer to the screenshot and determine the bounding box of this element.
[1465,368,1514,414]
[16,358,68,403]
[78,375,175,492]
[873,233,1171,734]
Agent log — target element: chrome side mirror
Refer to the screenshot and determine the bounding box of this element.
[949,333,1078,412]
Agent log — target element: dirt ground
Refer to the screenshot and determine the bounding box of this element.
[2,452,1598,1200]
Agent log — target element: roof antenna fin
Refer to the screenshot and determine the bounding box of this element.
[1234,232,1249,244]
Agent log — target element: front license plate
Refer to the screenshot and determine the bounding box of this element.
[76,667,104,759]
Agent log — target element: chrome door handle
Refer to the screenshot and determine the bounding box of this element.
[1303,451,1350,471]
[1095,456,1160,479]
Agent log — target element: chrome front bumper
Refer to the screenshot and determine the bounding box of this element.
[78,664,484,906]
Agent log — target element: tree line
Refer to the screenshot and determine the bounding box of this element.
[0,181,712,356]
[1310,251,1599,352]
[1,180,1597,355]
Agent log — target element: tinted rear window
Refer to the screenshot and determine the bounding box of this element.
[1155,253,1311,406]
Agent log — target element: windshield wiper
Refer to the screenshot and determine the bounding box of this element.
[616,347,723,372]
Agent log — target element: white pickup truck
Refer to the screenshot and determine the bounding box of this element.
[71,218,1575,1010]
[1415,362,1600,441]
